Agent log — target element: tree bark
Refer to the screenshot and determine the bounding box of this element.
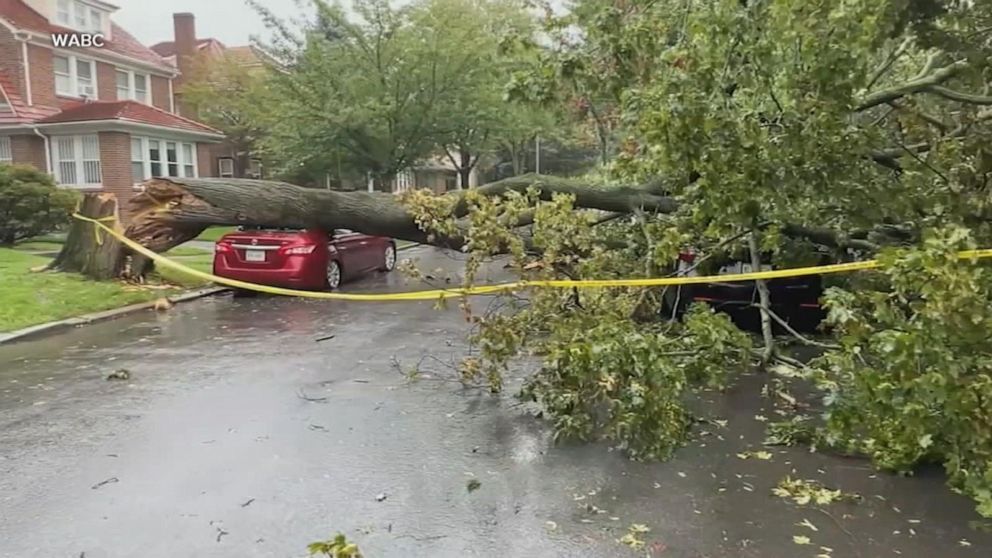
[54,174,908,281]
[48,193,127,280]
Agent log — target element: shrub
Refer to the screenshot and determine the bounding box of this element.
[0,163,78,245]
[813,227,992,517]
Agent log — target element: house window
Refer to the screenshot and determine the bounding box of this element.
[182,144,195,177]
[218,157,234,178]
[247,158,262,178]
[56,0,70,25]
[115,70,150,103]
[54,55,97,98]
[56,0,105,32]
[148,140,161,176]
[0,137,12,163]
[130,137,197,182]
[52,135,102,187]
[130,137,143,182]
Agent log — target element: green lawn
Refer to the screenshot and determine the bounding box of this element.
[196,226,237,242]
[153,255,215,287]
[12,241,65,253]
[165,245,212,257]
[0,248,175,332]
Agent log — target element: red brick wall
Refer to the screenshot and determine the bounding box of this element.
[27,44,56,108]
[97,61,117,100]
[151,75,171,112]
[10,135,47,171]
[98,132,136,220]
[196,142,217,177]
[0,27,24,100]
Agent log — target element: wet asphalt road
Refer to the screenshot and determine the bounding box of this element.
[1,246,991,558]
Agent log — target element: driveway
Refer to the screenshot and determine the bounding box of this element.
[0,247,989,557]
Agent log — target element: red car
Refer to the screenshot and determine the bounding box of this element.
[213,227,396,293]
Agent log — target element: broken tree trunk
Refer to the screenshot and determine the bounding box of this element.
[55,173,909,281]
[48,193,127,280]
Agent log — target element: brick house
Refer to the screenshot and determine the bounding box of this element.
[0,0,224,219]
[151,13,264,180]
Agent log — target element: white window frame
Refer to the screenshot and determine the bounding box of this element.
[52,134,102,188]
[130,136,198,184]
[218,157,235,178]
[115,69,150,104]
[56,0,105,33]
[0,137,12,163]
[54,54,98,99]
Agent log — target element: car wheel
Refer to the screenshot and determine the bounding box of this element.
[379,244,397,272]
[326,259,342,290]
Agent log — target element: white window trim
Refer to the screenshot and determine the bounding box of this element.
[131,136,198,185]
[0,137,12,163]
[56,0,106,33]
[218,157,234,178]
[115,69,151,105]
[54,53,98,99]
[52,134,102,188]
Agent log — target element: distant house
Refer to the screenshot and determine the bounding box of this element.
[0,1,224,219]
[151,13,266,180]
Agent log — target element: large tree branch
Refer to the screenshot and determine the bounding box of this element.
[856,59,968,111]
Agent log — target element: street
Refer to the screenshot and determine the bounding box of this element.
[1,247,990,558]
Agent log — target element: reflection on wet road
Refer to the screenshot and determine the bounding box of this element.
[1,247,990,557]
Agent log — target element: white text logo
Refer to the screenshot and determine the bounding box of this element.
[51,33,106,48]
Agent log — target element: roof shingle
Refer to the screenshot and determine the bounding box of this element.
[36,100,222,136]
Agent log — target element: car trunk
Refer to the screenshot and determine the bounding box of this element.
[219,231,302,269]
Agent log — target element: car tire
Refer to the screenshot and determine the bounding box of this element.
[379,243,397,272]
[326,259,342,290]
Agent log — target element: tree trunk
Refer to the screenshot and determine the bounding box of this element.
[49,175,899,282]
[48,193,127,280]
[458,148,473,188]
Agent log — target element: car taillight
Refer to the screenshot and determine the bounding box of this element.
[215,241,232,253]
[282,244,317,255]
[678,251,696,263]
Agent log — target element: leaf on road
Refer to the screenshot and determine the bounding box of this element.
[797,518,818,531]
[793,535,812,545]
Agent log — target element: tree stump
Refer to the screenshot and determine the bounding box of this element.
[48,193,126,280]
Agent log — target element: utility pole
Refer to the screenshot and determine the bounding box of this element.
[535,135,541,174]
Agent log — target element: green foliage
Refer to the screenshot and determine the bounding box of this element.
[521,305,751,459]
[250,0,552,185]
[308,533,362,557]
[814,228,992,517]
[0,164,77,246]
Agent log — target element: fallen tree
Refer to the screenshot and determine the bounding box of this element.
[54,173,899,281]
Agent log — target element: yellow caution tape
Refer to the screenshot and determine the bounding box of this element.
[72,213,992,301]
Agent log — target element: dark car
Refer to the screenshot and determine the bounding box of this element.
[661,251,828,332]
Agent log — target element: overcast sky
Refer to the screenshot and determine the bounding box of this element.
[111,0,310,47]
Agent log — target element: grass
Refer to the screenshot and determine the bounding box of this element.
[165,245,212,257]
[196,226,237,242]
[11,241,65,253]
[153,255,215,287]
[0,248,178,332]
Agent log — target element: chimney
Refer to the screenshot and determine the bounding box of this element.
[173,12,197,117]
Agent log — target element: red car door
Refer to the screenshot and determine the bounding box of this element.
[331,229,367,275]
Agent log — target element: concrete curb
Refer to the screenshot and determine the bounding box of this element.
[0,287,229,346]
[0,243,425,346]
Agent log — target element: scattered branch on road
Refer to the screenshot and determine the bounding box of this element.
[296,388,328,403]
